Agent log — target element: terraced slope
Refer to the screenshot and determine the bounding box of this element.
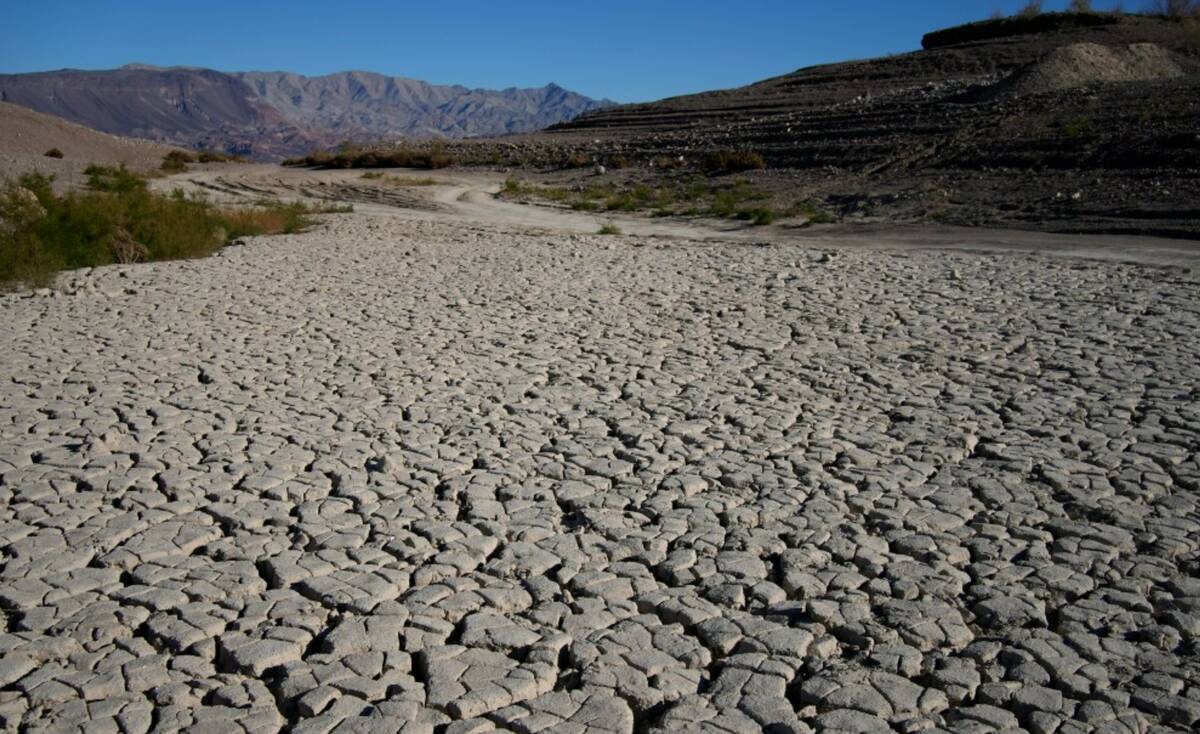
[551,14,1198,151]
[528,13,1200,236]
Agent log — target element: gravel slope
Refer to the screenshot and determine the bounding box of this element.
[0,101,178,185]
[1,197,1198,732]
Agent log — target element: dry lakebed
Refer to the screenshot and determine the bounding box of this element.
[1,170,1198,733]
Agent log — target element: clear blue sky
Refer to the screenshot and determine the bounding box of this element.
[0,1,1126,103]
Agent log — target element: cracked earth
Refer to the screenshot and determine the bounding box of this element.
[1,183,1199,733]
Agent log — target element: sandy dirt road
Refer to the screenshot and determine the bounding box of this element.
[1,166,1198,732]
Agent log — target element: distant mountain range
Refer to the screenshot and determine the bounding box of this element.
[0,65,613,159]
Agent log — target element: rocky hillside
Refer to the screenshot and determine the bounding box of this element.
[235,71,609,139]
[528,12,1200,237]
[0,65,611,159]
[550,13,1198,154]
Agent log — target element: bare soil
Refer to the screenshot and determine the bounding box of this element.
[0,101,181,185]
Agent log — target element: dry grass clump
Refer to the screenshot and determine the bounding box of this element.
[0,165,348,288]
[162,150,244,172]
[703,150,767,175]
[597,222,622,235]
[284,143,454,170]
[197,150,246,163]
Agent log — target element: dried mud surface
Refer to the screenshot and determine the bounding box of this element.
[1,174,1199,733]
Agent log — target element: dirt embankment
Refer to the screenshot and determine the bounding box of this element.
[0,101,181,185]
[983,42,1186,98]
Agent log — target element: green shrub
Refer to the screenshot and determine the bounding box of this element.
[604,192,638,212]
[1,166,348,288]
[793,201,836,224]
[736,208,777,226]
[43,148,64,159]
[597,222,622,235]
[283,150,334,167]
[703,150,767,175]
[706,181,769,217]
[85,164,148,194]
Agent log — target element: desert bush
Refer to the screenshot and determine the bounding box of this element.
[1018,1,1043,18]
[736,208,777,226]
[1,166,347,287]
[703,150,767,175]
[219,200,326,240]
[706,180,769,215]
[0,174,51,229]
[284,144,454,170]
[423,145,455,170]
[161,150,195,173]
[85,164,148,194]
[1069,0,1094,11]
[196,150,244,163]
[793,201,836,224]
[282,150,334,167]
[43,148,64,159]
[561,153,592,170]
[597,222,622,235]
[609,155,632,170]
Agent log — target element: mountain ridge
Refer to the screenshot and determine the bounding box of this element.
[0,66,613,159]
